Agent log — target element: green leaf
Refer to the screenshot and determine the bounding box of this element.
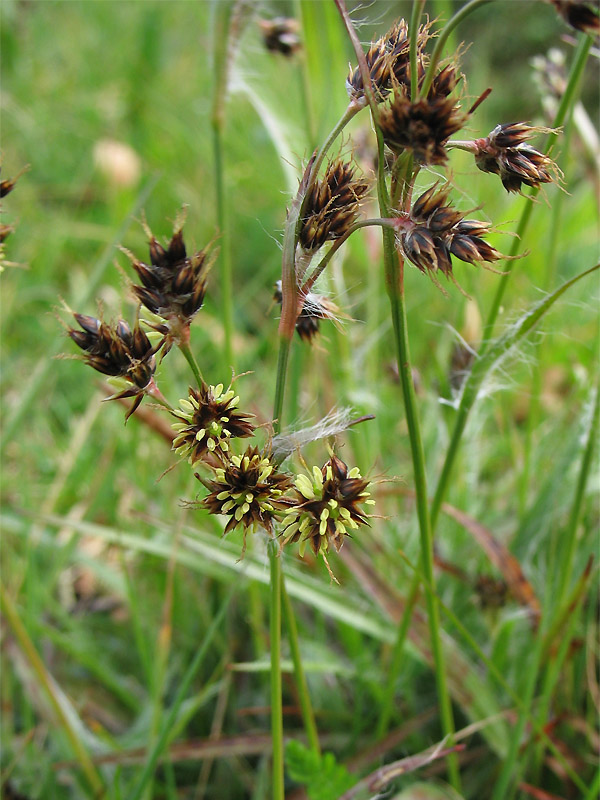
[285,741,354,800]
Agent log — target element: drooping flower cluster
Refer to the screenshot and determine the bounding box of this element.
[172,382,255,464]
[394,184,503,285]
[281,455,374,578]
[471,123,560,194]
[68,313,159,419]
[121,212,216,352]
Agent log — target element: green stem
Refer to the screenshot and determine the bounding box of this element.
[376,575,420,738]
[335,0,459,785]
[398,551,588,794]
[430,34,593,531]
[556,384,599,608]
[483,34,592,343]
[409,0,425,101]
[0,582,105,797]
[211,0,236,369]
[268,540,284,800]
[386,240,460,790]
[584,768,600,800]
[282,582,320,755]
[179,340,204,387]
[420,0,491,98]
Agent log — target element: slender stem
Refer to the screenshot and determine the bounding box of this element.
[211,0,236,368]
[584,769,600,800]
[335,0,459,786]
[556,384,599,608]
[301,217,396,296]
[409,0,425,101]
[272,335,292,436]
[0,581,105,797]
[282,581,321,755]
[483,34,592,343]
[420,0,491,97]
[386,244,460,790]
[430,34,593,532]
[268,540,284,800]
[179,340,204,387]
[375,575,420,738]
[398,551,588,794]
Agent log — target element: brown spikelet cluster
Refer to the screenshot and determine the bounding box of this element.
[299,158,369,252]
[396,185,503,284]
[378,65,466,165]
[548,0,600,33]
[473,123,561,193]
[68,314,158,419]
[172,382,256,465]
[121,212,216,350]
[346,19,431,106]
[259,17,301,56]
[200,447,293,546]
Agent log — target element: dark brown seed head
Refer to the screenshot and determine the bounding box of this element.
[172,383,255,465]
[259,17,302,56]
[299,159,369,252]
[121,214,215,337]
[397,185,503,281]
[549,0,599,34]
[346,19,430,106]
[68,313,157,389]
[378,89,466,165]
[474,123,560,193]
[201,447,293,539]
[281,455,373,559]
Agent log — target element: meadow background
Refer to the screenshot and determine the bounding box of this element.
[1,1,598,798]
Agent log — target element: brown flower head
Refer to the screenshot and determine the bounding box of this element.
[346,19,431,107]
[473,123,560,193]
[68,313,158,419]
[378,66,466,165]
[259,17,302,56]
[395,185,503,284]
[121,212,216,350]
[172,382,255,465]
[299,158,369,252]
[201,447,293,551]
[548,0,599,34]
[281,455,373,577]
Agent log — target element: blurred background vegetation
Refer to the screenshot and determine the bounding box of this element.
[1,1,598,798]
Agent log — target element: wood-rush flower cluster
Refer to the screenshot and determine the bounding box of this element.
[281,454,374,581]
[68,313,160,420]
[121,210,216,353]
[172,382,256,464]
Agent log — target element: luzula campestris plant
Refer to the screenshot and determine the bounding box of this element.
[65,211,373,573]
[61,4,575,796]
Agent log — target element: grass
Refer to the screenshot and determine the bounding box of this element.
[1,1,598,799]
